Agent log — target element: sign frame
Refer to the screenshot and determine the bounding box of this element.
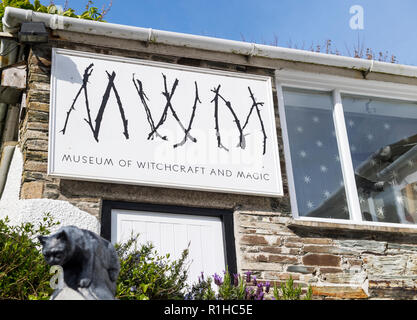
[48,48,283,197]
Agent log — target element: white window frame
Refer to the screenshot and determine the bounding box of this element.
[276,69,417,229]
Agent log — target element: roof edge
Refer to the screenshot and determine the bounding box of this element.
[4,7,417,79]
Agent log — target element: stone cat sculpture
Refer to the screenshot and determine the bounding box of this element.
[38,225,120,300]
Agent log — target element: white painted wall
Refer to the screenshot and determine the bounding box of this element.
[0,146,100,234]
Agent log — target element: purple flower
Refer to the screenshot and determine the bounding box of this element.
[255,291,265,300]
[245,271,252,283]
[130,286,137,293]
[213,273,223,286]
[184,293,193,300]
[245,287,255,300]
[255,283,264,298]
[256,283,263,294]
[244,287,249,298]
[265,281,271,293]
[233,273,239,287]
[253,276,257,286]
[199,271,204,283]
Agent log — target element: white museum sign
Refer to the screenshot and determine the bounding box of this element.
[48,48,283,196]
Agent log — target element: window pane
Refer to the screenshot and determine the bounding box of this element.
[283,88,349,219]
[343,95,417,225]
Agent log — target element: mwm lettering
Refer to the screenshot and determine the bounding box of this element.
[61,64,268,155]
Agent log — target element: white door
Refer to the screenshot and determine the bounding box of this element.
[111,209,227,285]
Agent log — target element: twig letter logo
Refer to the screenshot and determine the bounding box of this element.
[61,64,269,155]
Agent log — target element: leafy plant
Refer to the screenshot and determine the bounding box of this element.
[0,213,60,300]
[114,235,190,300]
[186,269,269,300]
[273,275,313,300]
[187,270,313,300]
[185,272,216,300]
[217,269,247,300]
[0,0,111,29]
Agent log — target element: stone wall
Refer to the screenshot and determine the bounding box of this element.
[237,212,417,299]
[17,41,417,299]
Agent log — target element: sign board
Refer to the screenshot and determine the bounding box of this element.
[49,48,283,196]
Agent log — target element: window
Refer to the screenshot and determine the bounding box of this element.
[277,70,417,227]
[101,201,237,284]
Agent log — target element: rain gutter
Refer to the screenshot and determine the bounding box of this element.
[3,7,417,79]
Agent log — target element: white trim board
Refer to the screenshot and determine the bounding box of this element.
[276,69,417,102]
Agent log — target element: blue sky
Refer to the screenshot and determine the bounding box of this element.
[52,0,417,66]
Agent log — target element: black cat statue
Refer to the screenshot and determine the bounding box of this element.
[38,225,120,300]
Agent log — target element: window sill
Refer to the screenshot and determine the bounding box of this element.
[287,218,417,241]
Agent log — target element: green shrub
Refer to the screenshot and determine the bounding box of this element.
[0,0,110,30]
[273,276,313,300]
[186,272,217,300]
[115,236,190,300]
[187,270,263,300]
[0,213,60,300]
[187,270,313,300]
